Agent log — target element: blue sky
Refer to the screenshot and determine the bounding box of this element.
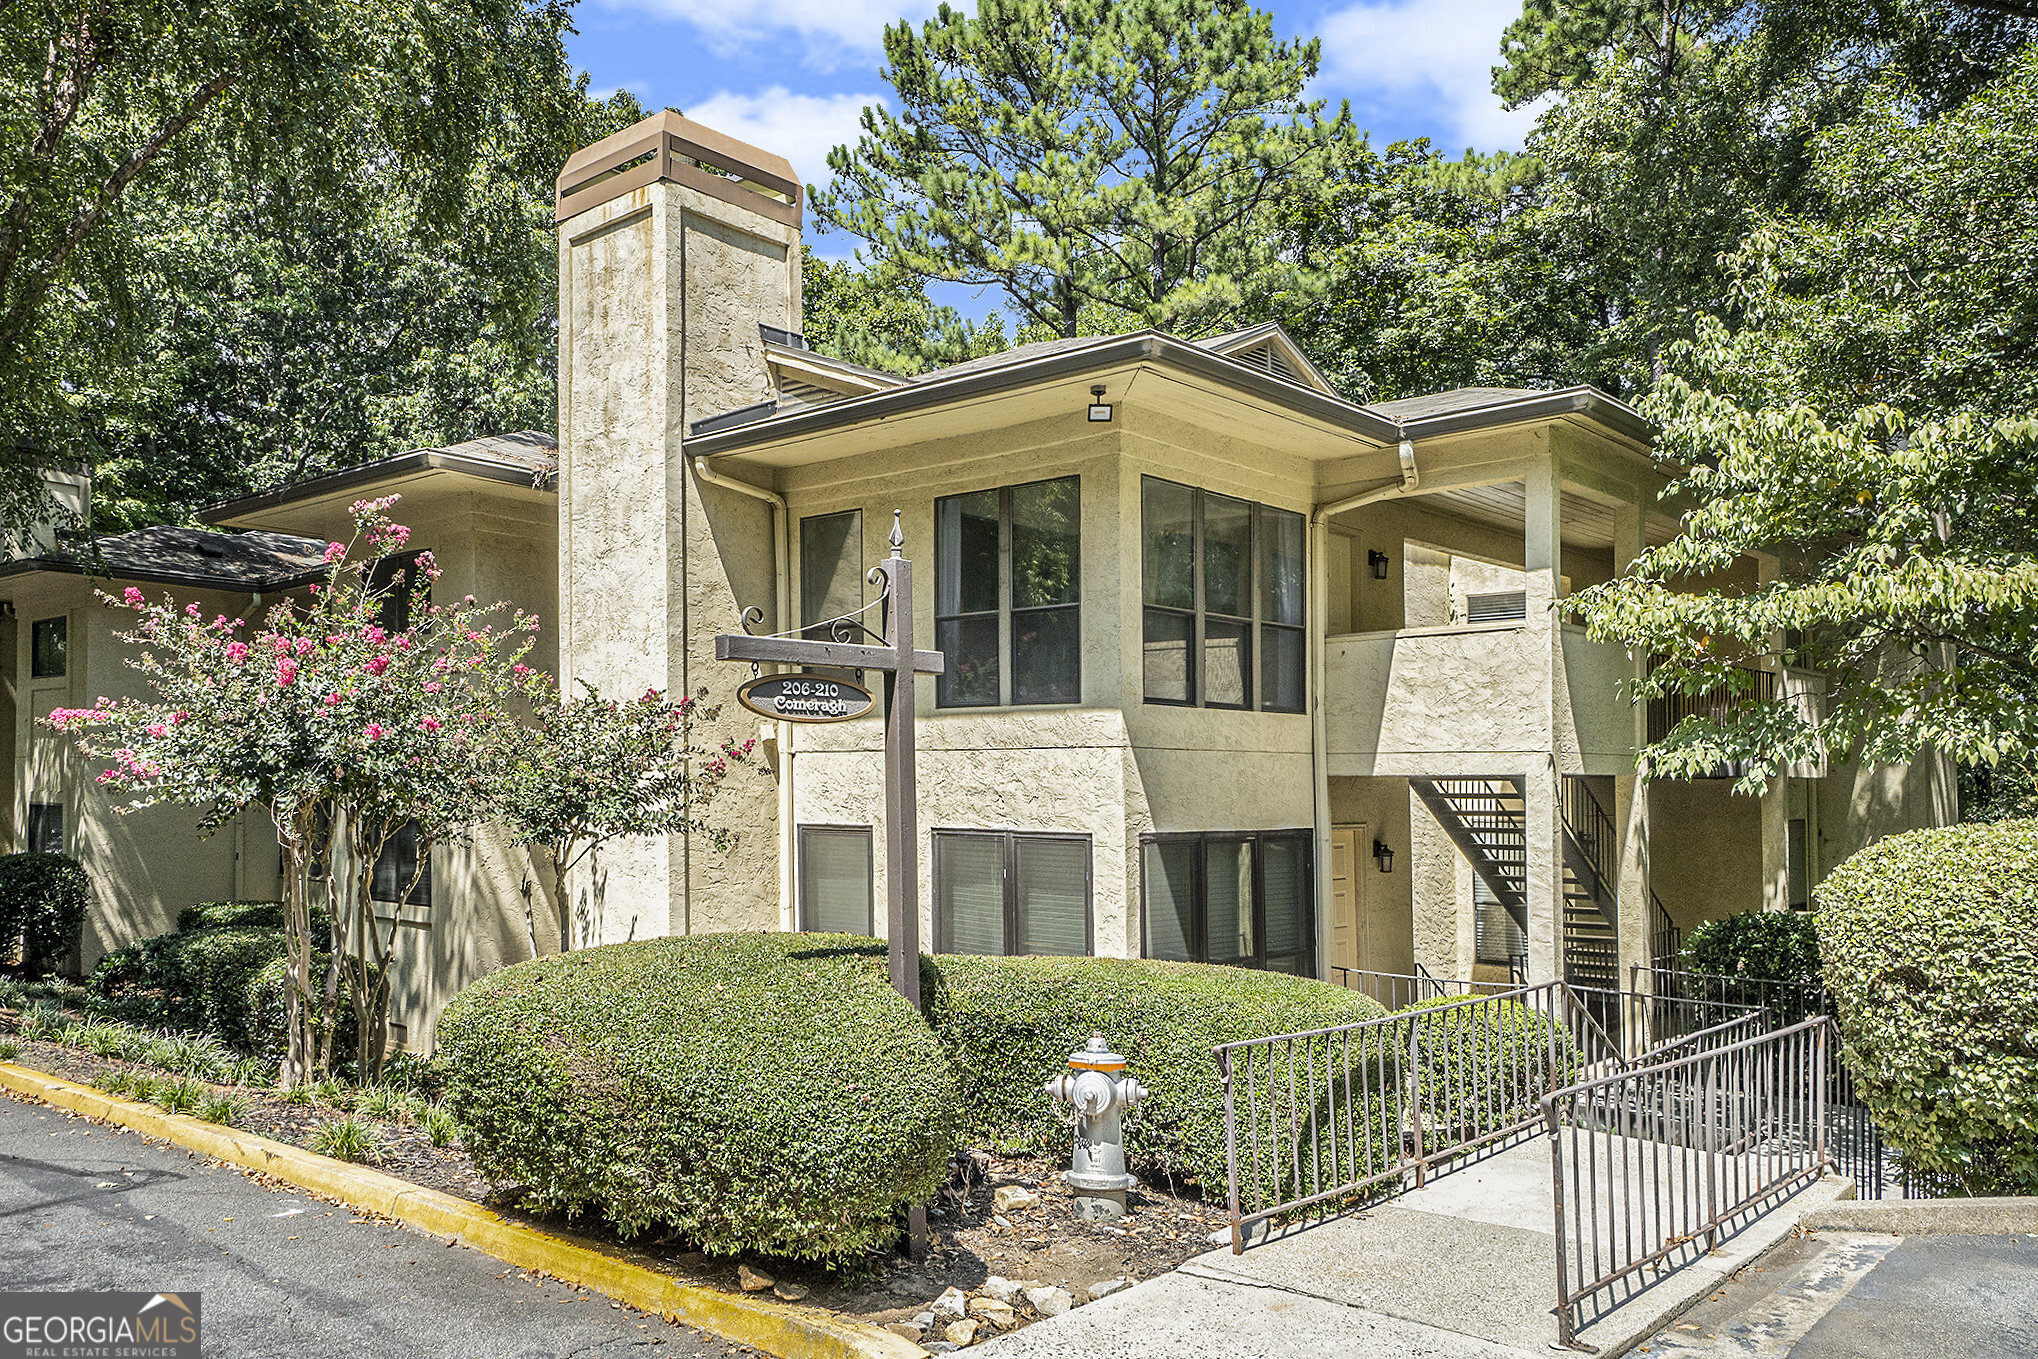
[564,0,1536,319]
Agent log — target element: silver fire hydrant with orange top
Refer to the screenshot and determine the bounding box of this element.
[1044,1033,1147,1220]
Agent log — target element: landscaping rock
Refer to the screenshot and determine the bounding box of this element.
[968,1297,1016,1328]
[944,1319,980,1346]
[931,1285,970,1318]
[772,1281,808,1302]
[1025,1285,1074,1317]
[1087,1277,1131,1301]
[924,1344,962,1354]
[912,1311,936,1329]
[993,1185,1042,1213]
[884,1323,924,1343]
[737,1265,774,1292]
[980,1275,1026,1305]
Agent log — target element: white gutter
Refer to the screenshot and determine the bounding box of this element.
[1307,438,1421,981]
[690,457,796,931]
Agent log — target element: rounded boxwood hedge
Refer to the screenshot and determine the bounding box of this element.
[437,933,959,1259]
[0,852,89,974]
[921,954,1386,1189]
[1816,819,2038,1195]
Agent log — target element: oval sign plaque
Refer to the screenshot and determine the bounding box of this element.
[737,673,877,724]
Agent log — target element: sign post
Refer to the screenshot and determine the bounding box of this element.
[712,512,944,1005]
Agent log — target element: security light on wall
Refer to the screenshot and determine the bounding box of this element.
[1368,549,1391,580]
[1087,384,1113,422]
[1373,839,1394,873]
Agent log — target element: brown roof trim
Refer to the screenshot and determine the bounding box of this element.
[198,449,555,526]
[1396,386,1653,444]
[686,332,1406,453]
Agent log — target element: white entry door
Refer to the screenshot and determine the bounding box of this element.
[1330,824,1364,973]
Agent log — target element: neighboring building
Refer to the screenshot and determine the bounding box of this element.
[0,113,1955,1048]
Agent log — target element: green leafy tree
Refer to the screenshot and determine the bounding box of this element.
[815,0,1347,339]
[801,246,1007,375]
[490,683,756,956]
[1569,53,2038,791]
[49,497,538,1084]
[0,0,609,534]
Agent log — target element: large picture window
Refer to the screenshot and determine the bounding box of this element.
[936,477,1080,707]
[1141,478,1305,711]
[933,830,1091,956]
[1142,830,1314,975]
[798,825,874,933]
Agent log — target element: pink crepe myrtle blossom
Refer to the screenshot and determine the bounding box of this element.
[276,659,298,687]
[294,637,314,656]
[423,681,442,694]
[147,723,167,738]
[363,723,385,741]
[123,587,144,607]
[324,693,342,707]
[323,541,347,564]
[420,716,442,732]
[364,625,386,645]
[226,641,250,664]
[185,603,200,618]
[364,655,392,677]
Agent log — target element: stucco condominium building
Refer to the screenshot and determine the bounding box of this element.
[0,113,1953,1048]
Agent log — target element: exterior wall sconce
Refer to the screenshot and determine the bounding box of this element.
[1087,384,1113,422]
[1368,549,1391,579]
[1373,839,1394,873]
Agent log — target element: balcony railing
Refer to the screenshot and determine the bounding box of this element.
[1645,664,1776,745]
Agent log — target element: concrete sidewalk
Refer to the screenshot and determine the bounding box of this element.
[975,1140,1852,1359]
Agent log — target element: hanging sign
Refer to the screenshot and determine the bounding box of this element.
[736,672,876,723]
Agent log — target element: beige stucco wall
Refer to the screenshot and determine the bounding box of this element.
[556,177,792,948]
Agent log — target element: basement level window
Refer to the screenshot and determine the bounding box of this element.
[1142,831,1313,975]
[31,615,66,678]
[26,802,63,855]
[798,825,873,933]
[933,830,1091,956]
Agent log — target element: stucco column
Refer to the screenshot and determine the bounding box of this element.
[1522,462,1565,984]
[1522,766,1563,984]
[1614,498,1653,987]
[1754,554,1788,912]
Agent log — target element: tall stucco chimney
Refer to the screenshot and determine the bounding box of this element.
[554,112,800,944]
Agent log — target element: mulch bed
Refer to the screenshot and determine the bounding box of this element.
[2,1026,1228,1345]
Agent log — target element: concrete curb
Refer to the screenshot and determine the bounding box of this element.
[1802,1194,2038,1237]
[0,1063,926,1359]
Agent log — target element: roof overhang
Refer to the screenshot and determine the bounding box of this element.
[1398,386,1654,448]
[0,553,323,593]
[687,332,1404,468]
[201,449,554,530]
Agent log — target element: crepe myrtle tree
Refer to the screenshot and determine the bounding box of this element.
[491,680,758,955]
[49,496,537,1085]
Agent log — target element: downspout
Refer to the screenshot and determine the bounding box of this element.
[690,456,795,931]
[1308,438,1421,981]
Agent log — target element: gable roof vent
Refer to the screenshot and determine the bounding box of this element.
[1233,342,1300,383]
[1466,590,1528,623]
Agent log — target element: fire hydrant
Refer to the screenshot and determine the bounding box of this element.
[1044,1033,1147,1220]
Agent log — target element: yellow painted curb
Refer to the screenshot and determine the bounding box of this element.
[0,1063,926,1359]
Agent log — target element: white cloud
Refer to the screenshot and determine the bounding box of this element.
[685,87,885,196]
[1319,0,1538,151]
[591,0,934,69]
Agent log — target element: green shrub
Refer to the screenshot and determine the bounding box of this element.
[1683,910,1822,985]
[0,1039,18,1062]
[153,1077,206,1116]
[197,1093,245,1126]
[0,853,90,975]
[354,1085,421,1121]
[1396,994,1581,1147]
[923,954,1387,1189]
[439,933,959,1260]
[1817,820,2038,1195]
[309,1115,380,1163]
[176,900,284,932]
[17,1001,65,1041]
[422,1102,461,1147]
[87,924,350,1057]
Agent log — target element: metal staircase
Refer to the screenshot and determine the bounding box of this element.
[1410,776,1654,990]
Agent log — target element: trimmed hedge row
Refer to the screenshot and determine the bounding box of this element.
[438,933,959,1260]
[922,953,1386,1189]
[1817,819,2038,1195]
[1683,909,1821,985]
[0,852,89,974]
[87,901,344,1057]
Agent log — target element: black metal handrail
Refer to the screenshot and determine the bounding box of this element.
[1646,664,1777,745]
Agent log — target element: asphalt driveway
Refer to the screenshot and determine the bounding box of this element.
[0,1092,751,1359]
